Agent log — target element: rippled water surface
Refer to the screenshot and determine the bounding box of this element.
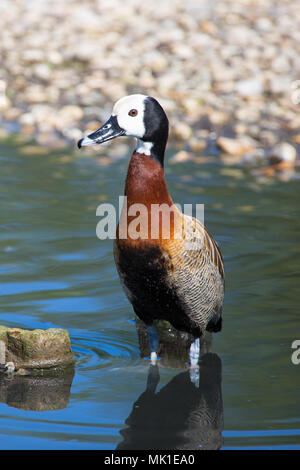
[0,137,299,450]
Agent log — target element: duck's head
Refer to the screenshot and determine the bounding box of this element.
[78,94,169,165]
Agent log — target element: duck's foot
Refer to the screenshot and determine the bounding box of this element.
[146,322,159,366]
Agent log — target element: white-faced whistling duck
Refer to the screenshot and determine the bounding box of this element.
[78,94,225,368]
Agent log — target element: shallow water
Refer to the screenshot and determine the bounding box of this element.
[0,137,299,450]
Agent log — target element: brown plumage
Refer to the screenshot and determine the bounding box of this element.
[114,151,224,338]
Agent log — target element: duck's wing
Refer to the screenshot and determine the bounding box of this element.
[172,214,225,281]
[163,213,224,332]
[197,220,225,281]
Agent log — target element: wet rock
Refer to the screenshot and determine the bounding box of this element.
[217,136,256,156]
[267,142,297,165]
[0,326,75,370]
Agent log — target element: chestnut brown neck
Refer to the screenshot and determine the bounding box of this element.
[125,152,173,207]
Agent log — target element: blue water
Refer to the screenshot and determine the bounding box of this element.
[0,137,299,449]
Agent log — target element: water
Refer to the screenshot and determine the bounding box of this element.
[0,137,299,450]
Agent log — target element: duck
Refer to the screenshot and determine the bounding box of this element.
[78,94,224,367]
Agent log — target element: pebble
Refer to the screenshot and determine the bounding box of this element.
[236,78,264,98]
[173,122,193,141]
[170,150,192,163]
[268,142,297,165]
[217,136,256,156]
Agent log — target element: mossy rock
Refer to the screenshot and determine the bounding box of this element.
[0,326,75,370]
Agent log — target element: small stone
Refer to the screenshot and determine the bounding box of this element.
[292,134,300,144]
[199,21,217,35]
[236,78,264,97]
[36,132,67,148]
[209,110,228,126]
[217,136,256,156]
[19,113,35,126]
[33,63,52,80]
[268,76,291,94]
[242,149,266,165]
[189,138,206,152]
[20,125,35,136]
[4,107,21,120]
[172,122,193,140]
[271,56,291,74]
[268,142,297,165]
[54,105,84,130]
[0,128,9,138]
[234,123,249,135]
[182,98,201,119]
[0,80,10,110]
[258,130,278,147]
[170,150,192,163]
[22,49,45,63]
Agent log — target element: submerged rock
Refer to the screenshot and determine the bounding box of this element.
[0,326,75,371]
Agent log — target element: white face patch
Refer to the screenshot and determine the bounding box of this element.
[112,94,147,139]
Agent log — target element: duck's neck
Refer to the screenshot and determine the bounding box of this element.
[124,150,173,207]
[135,137,167,167]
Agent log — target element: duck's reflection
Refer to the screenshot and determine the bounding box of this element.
[0,367,75,411]
[117,353,223,450]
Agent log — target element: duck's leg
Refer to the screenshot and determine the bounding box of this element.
[200,331,212,356]
[146,322,159,365]
[189,337,200,368]
[189,337,200,387]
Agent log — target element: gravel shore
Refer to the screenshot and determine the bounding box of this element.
[0,0,299,165]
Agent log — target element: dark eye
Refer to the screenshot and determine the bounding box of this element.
[128,109,138,117]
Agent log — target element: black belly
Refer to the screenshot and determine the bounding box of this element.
[114,242,202,336]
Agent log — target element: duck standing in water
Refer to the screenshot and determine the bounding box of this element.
[78,95,224,367]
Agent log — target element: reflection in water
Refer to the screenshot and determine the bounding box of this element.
[117,353,223,450]
[0,368,75,411]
